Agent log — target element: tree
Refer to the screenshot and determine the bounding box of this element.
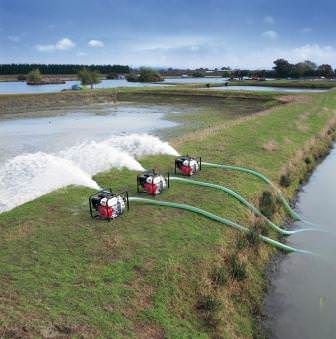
[221,70,231,78]
[27,69,42,83]
[17,74,26,81]
[78,68,101,89]
[304,60,317,71]
[273,59,293,78]
[292,62,310,78]
[317,64,334,78]
[291,60,318,78]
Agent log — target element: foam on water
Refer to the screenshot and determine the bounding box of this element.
[0,134,179,212]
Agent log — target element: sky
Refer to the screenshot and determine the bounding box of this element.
[0,0,336,69]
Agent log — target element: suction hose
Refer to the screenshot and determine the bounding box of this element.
[202,162,302,221]
[129,196,310,254]
[169,176,296,236]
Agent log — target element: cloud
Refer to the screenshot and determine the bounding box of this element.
[35,44,55,52]
[301,27,313,33]
[88,39,104,48]
[56,38,75,50]
[8,35,20,43]
[261,30,278,40]
[132,35,212,52]
[291,44,336,62]
[264,16,275,25]
[35,37,75,52]
[77,51,87,57]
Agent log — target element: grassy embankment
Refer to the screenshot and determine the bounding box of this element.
[225,79,336,89]
[163,79,336,89]
[1,88,336,338]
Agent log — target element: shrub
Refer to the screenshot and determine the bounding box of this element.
[280,174,291,187]
[17,74,26,81]
[259,191,278,218]
[127,67,163,82]
[212,267,228,286]
[27,69,42,83]
[229,256,247,281]
[125,73,139,82]
[106,72,118,79]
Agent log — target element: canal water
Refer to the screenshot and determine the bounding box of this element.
[263,146,336,338]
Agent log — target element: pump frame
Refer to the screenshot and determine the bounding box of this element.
[89,188,129,221]
[174,155,202,175]
[137,169,170,194]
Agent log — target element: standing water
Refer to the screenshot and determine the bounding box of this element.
[0,79,169,95]
[264,146,336,338]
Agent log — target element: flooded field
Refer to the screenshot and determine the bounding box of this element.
[0,103,181,212]
[0,79,167,95]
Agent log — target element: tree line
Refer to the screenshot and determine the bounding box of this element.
[0,64,130,75]
[226,59,335,79]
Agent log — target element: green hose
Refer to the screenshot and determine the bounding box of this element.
[202,162,301,221]
[129,196,310,254]
[169,176,294,236]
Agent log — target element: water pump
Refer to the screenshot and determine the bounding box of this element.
[89,189,129,220]
[175,155,201,176]
[137,169,169,195]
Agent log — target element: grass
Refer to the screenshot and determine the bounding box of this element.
[226,79,336,89]
[1,88,336,337]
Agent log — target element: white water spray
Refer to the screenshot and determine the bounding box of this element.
[0,134,179,212]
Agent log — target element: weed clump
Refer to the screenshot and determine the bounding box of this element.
[229,256,247,281]
[259,191,278,218]
[198,295,221,312]
[234,235,248,250]
[245,227,260,246]
[280,174,291,187]
[197,295,221,328]
[212,267,228,286]
[304,155,312,165]
[254,217,269,236]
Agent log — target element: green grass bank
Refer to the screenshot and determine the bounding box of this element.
[1,89,336,338]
